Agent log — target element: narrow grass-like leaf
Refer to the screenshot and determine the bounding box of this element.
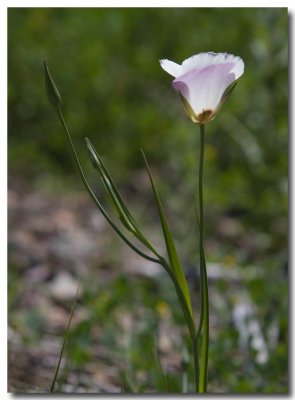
[50,280,81,392]
[86,138,137,233]
[141,149,194,322]
[120,370,136,393]
[85,138,162,259]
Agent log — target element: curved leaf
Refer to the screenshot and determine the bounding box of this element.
[141,149,194,322]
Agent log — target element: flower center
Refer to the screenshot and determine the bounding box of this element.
[197,109,214,124]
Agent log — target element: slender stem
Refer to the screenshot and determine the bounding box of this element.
[198,124,209,393]
[192,335,200,391]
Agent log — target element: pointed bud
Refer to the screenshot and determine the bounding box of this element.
[85,137,100,170]
[44,60,61,109]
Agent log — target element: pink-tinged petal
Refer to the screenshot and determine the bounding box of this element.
[180,52,244,79]
[173,62,236,120]
[159,59,182,78]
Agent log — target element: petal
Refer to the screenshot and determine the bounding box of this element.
[159,59,182,78]
[230,56,244,79]
[173,62,237,116]
[180,52,244,80]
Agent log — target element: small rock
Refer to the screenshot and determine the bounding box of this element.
[48,272,81,302]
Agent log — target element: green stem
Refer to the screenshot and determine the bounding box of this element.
[192,335,200,391]
[198,124,209,393]
[160,257,199,390]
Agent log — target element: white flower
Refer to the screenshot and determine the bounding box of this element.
[160,52,244,124]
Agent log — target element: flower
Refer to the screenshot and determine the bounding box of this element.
[160,52,244,124]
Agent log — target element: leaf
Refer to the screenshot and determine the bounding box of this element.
[86,138,136,233]
[141,149,194,321]
[85,138,161,259]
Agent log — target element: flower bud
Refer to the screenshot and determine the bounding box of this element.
[44,60,61,109]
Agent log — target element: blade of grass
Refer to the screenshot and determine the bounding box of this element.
[120,370,136,393]
[50,279,81,392]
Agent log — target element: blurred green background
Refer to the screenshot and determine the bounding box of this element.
[8,8,288,393]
